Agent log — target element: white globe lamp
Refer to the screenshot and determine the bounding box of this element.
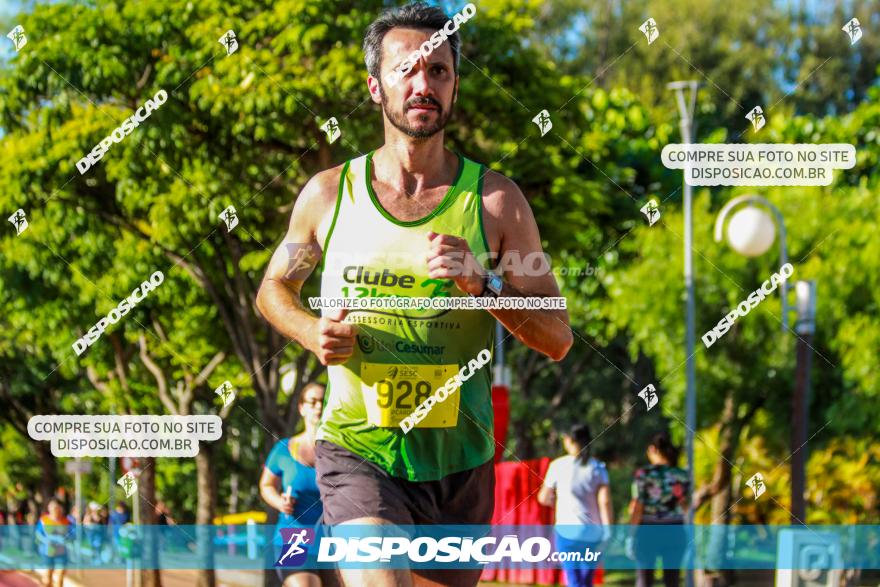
[726,206,776,257]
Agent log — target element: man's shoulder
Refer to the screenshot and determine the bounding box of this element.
[480,168,525,200]
[478,168,530,221]
[298,162,348,208]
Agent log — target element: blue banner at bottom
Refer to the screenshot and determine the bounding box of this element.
[0,524,877,571]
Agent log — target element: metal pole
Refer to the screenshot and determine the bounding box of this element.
[495,320,504,368]
[109,457,116,516]
[74,460,83,568]
[791,281,816,523]
[132,483,141,587]
[668,80,699,587]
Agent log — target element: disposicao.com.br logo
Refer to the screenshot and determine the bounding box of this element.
[276,527,315,567]
[316,534,587,565]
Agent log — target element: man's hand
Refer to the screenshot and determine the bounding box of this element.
[426,231,485,296]
[308,308,356,366]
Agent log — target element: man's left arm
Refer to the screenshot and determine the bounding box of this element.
[426,174,573,361]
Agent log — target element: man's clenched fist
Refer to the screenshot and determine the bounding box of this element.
[310,308,356,365]
[425,231,486,296]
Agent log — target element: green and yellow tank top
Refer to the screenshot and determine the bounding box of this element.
[316,150,496,481]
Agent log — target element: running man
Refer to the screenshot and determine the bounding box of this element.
[256,2,572,585]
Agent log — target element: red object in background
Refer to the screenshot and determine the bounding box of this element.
[120,457,140,475]
[481,458,603,586]
[492,384,510,462]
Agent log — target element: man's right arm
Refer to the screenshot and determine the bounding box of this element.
[255,169,356,365]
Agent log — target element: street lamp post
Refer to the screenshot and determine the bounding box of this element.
[668,80,700,587]
[714,196,816,524]
[791,280,817,523]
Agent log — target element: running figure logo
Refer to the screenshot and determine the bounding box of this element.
[8,209,28,235]
[639,18,659,45]
[320,117,341,144]
[117,472,138,498]
[637,384,659,411]
[746,106,765,132]
[640,199,660,226]
[219,205,238,231]
[276,528,315,567]
[7,25,26,52]
[746,472,766,499]
[219,30,238,56]
[215,381,236,408]
[283,243,319,281]
[842,18,862,45]
[532,110,552,137]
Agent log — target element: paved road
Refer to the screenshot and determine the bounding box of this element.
[0,571,42,587]
[0,569,265,587]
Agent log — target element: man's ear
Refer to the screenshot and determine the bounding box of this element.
[368,75,382,104]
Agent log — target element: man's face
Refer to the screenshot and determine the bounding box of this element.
[371,27,458,139]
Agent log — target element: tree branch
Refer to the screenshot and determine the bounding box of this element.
[138,334,177,415]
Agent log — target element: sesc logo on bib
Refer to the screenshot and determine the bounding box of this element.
[276,527,315,567]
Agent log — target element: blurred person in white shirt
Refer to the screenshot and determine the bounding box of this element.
[539,424,613,587]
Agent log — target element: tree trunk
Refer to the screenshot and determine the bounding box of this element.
[705,395,741,585]
[195,443,217,587]
[138,458,163,587]
[35,441,58,508]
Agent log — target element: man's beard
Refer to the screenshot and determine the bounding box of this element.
[379,84,454,139]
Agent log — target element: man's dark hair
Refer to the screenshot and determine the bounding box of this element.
[363,1,462,81]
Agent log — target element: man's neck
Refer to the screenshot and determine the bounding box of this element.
[373,134,456,197]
